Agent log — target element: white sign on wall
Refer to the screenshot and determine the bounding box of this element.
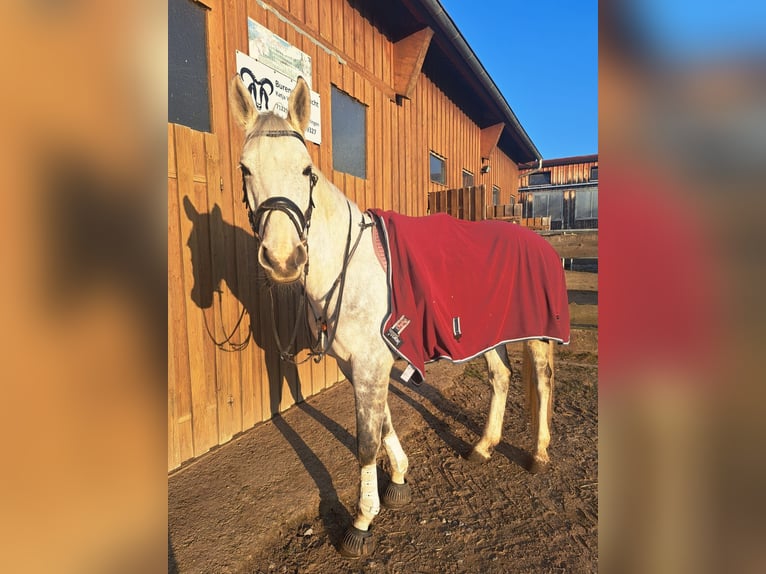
[235,50,321,145]
[248,18,312,88]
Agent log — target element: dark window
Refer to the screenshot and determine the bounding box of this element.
[575,187,598,220]
[430,152,446,185]
[528,171,551,186]
[331,86,367,178]
[531,191,563,222]
[462,170,474,187]
[590,166,598,181]
[169,0,211,132]
[492,185,500,206]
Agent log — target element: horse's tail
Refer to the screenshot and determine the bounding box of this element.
[523,340,554,440]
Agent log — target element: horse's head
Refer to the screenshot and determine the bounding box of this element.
[229,74,314,284]
[183,196,225,308]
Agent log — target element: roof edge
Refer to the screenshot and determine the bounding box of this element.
[520,153,599,169]
[418,0,543,162]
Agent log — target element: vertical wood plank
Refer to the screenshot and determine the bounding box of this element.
[319,0,331,42]
[168,124,194,468]
[204,133,243,444]
[305,0,318,33]
[332,0,345,55]
[391,99,400,213]
[175,124,218,457]
[289,0,304,23]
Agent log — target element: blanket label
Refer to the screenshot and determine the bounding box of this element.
[452,316,462,341]
[385,315,411,348]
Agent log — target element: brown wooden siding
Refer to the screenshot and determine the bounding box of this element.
[519,158,598,188]
[418,75,519,209]
[169,0,528,470]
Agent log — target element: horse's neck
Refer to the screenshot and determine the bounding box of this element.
[303,173,364,302]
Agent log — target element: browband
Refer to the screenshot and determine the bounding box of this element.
[246,129,306,147]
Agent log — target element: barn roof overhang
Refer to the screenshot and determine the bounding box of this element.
[521,153,599,170]
[354,0,542,165]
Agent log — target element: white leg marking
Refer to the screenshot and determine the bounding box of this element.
[474,348,511,458]
[528,340,553,464]
[535,383,551,463]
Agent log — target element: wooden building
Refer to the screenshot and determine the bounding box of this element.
[168,0,542,470]
[519,154,599,230]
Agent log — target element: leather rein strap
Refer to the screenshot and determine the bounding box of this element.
[241,129,371,364]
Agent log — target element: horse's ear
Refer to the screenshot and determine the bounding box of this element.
[229,74,257,131]
[211,203,222,220]
[287,76,311,136]
[182,195,199,221]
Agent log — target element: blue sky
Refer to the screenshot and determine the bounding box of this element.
[439,0,598,159]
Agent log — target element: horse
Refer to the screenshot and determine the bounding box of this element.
[228,75,564,558]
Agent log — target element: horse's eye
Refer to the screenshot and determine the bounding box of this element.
[240,163,252,177]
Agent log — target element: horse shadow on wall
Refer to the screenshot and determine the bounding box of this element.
[181,196,356,542]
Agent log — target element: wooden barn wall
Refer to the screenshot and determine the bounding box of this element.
[486,145,520,205]
[519,159,598,187]
[417,74,519,207]
[169,0,524,470]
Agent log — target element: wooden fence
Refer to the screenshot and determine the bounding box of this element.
[431,191,555,231]
[428,186,486,221]
[538,230,598,329]
[489,203,522,221]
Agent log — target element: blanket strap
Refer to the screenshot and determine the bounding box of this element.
[307,203,374,363]
[274,201,373,365]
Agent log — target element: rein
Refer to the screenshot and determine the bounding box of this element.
[242,128,372,364]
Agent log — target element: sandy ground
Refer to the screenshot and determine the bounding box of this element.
[169,334,597,573]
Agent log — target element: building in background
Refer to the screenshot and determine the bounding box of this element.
[519,154,598,230]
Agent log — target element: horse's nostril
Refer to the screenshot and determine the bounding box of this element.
[293,245,308,268]
[260,246,275,270]
[260,244,306,279]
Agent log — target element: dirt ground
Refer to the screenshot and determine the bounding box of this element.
[169,340,597,573]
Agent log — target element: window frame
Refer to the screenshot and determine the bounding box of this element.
[429,151,447,185]
[528,171,552,187]
[169,0,213,132]
[462,169,475,188]
[491,185,500,206]
[330,84,368,179]
[574,187,598,220]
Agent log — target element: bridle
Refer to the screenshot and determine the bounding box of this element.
[240,128,372,364]
[243,130,318,258]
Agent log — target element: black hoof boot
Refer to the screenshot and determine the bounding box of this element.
[382,480,411,509]
[338,526,374,559]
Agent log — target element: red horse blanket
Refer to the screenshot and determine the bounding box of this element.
[368,210,570,383]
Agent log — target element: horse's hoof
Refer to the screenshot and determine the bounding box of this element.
[338,526,374,559]
[382,480,411,509]
[465,449,490,465]
[527,457,548,474]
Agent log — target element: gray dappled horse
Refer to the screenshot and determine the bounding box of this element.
[229,76,557,558]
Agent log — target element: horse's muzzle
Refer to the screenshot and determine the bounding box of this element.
[258,243,307,283]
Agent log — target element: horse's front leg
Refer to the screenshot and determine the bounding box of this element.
[380,401,412,508]
[339,360,391,558]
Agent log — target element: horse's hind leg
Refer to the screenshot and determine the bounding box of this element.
[381,401,411,508]
[524,339,555,473]
[468,345,512,464]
